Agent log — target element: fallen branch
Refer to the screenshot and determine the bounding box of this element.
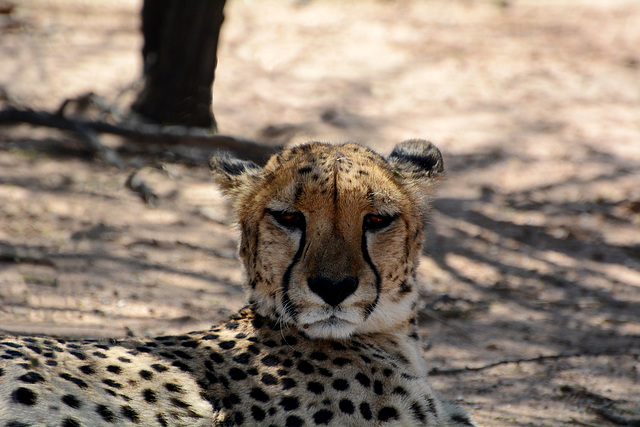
[71,121,124,169]
[592,405,640,426]
[562,385,640,426]
[0,241,55,266]
[0,106,279,164]
[126,169,158,206]
[429,350,640,376]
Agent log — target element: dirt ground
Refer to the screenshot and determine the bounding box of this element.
[1,0,640,425]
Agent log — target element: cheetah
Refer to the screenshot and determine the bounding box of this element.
[0,140,476,426]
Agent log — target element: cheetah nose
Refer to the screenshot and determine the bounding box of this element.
[308,276,358,307]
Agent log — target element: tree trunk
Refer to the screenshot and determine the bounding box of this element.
[132,0,226,130]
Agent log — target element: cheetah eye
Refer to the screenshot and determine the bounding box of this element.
[269,210,305,230]
[363,213,397,232]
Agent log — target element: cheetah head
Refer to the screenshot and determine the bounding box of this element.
[210,140,443,340]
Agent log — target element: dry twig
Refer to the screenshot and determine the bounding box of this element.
[0,106,279,164]
[429,350,640,376]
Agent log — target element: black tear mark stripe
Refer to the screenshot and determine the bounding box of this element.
[333,165,339,206]
[404,220,411,262]
[281,224,307,321]
[293,183,304,204]
[361,231,381,319]
[245,215,262,289]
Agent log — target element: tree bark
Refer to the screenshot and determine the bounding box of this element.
[132,0,226,129]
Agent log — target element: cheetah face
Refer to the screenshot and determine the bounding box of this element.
[211,140,443,339]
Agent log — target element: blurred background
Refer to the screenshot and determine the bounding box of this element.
[1,1,639,425]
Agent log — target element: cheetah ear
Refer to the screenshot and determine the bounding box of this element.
[387,139,444,182]
[209,151,263,193]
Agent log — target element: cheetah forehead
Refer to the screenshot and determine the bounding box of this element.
[260,143,407,208]
[264,142,387,175]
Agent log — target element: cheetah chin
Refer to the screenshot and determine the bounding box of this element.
[299,312,359,340]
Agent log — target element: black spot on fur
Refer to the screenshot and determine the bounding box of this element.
[17,372,44,384]
[313,409,334,425]
[25,345,42,354]
[261,373,278,385]
[261,355,280,366]
[96,404,115,422]
[283,359,294,368]
[218,340,236,350]
[251,405,266,421]
[1,341,22,349]
[332,379,349,391]
[411,402,426,422]
[171,360,191,372]
[225,321,239,330]
[451,413,475,425]
[279,396,300,411]
[373,380,383,395]
[121,405,140,423]
[307,381,324,394]
[355,372,370,387]
[157,413,169,427]
[229,367,247,380]
[378,406,400,421]
[102,379,122,389]
[318,367,333,377]
[62,394,82,409]
[79,365,95,375]
[263,339,278,348]
[151,363,169,373]
[210,352,225,364]
[297,360,314,374]
[332,357,351,366]
[60,373,88,389]
[61,417,81,427]
[173,350,193,359]
[393,386,408,395]
[12,387,37,405]
[310,351,328,361]
[106,365,122,374]
[165,383,183,393]
[280,377,295,390]
[143,389,157,403]
[286,415,304,427]
[233,353,251,364]
[339,399,355,414]
[425,397,437,413]
[139,369,153,380]
[249,387,269,402]
[170,398,190,409]
[69,351,86,360]
[399,281,413,293]
[221,393,240,409]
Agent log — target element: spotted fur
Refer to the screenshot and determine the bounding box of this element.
[0,140,475,426]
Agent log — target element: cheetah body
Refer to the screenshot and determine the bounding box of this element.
[0,141,475,426]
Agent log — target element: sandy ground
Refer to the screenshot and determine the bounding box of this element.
[1,0,640,425]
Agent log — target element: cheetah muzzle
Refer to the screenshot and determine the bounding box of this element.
[0,140,476,426]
